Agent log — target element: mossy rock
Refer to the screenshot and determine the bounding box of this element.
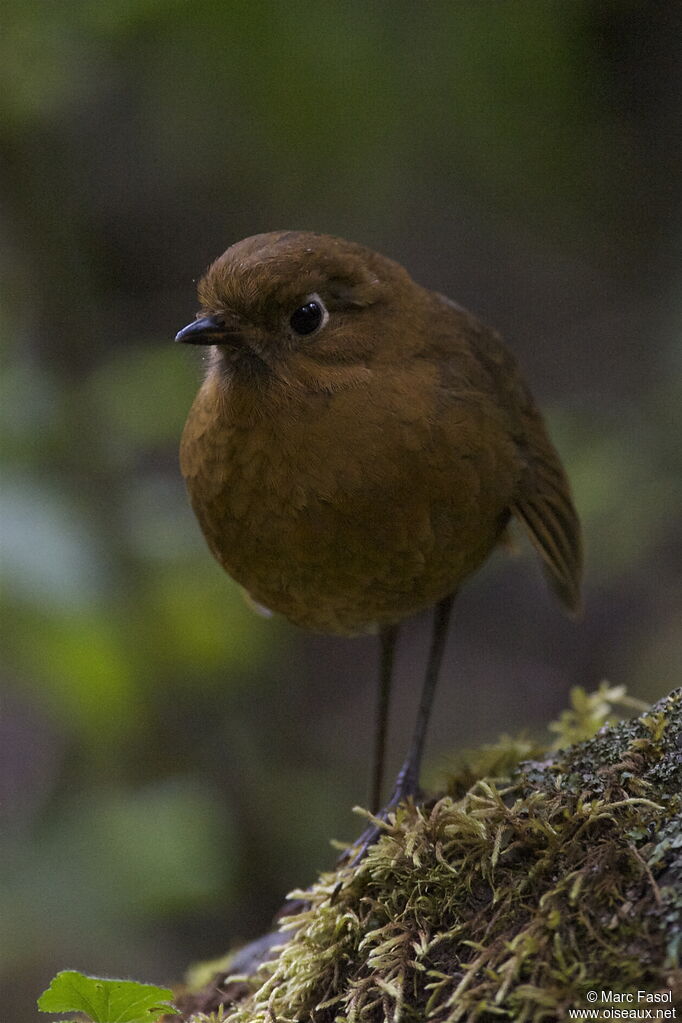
[180,687,682,1022]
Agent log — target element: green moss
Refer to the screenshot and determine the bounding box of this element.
[186,688,682,1022]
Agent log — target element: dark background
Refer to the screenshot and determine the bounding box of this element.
[1,2,680,1019]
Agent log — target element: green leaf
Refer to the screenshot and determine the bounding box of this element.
[37,970,178,1022]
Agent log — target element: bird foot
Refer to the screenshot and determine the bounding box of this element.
[339,812,392,870]
[338,769,421,871]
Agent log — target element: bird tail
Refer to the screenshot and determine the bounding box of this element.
[511,435,583,617]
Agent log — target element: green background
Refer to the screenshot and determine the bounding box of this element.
[1,2,680,1019]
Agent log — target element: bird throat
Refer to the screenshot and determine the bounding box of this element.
[212,342,274,383]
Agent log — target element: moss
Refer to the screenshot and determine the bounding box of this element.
[183,687,682,1022]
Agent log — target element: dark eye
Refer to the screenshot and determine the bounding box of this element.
[289,296,328,336]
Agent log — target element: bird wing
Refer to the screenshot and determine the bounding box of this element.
[446,302,583,615]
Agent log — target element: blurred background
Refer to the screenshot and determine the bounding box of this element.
[1,1,680,1018]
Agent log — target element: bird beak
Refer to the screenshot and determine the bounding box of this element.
[175,315,230,344]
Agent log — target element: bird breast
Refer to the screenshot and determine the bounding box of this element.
[180,364,518,634]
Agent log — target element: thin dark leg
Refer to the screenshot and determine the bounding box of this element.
[340,593,456,870]
[371,624,400,814]
[391,591,456,802]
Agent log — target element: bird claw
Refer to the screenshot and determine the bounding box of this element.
[337,776,422,872]
[332,795,420,904]
[340,816,391,870]
[330,814,391,903]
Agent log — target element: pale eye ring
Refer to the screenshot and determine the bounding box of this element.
[289,293,329,336]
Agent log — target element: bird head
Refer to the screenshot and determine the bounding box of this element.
[175,231,415,392]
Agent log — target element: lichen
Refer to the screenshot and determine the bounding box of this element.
[184,687,682,1022]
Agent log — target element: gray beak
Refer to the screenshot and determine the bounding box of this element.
[175,315,229,344]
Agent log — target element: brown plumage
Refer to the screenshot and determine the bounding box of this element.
[177,230,582,823]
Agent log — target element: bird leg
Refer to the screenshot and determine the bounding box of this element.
[343,592,456,867]
[370,623,400,814]
[390,591,455,804]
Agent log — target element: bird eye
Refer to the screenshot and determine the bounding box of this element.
[289,294,328,336]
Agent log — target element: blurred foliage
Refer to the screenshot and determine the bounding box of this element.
[547,681,648,747]
[0,2,680,1021]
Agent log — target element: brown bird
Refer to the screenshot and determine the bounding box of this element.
[176,231,582,831]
